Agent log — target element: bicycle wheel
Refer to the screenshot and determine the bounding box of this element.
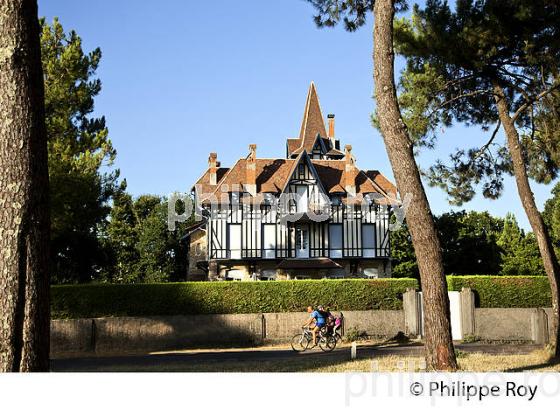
[291,333,309,352]
[319,335,337,352]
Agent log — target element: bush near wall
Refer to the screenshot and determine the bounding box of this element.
[51,279,418,319]
[447,275,551,308]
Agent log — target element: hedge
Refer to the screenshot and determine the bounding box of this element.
[447,275,551,308]
[51,279,419,319]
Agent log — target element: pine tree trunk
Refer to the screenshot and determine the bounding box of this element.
[373,0,457,370]
[0,0,50,372]
[493,83,560,357]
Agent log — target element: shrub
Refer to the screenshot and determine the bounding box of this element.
[447,275,551,308]
[344,327,368,342]
[51,279,419,319]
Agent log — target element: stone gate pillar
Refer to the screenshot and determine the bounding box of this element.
[403,288,421,338]
[531,308,549,345]
[460,287,475,338]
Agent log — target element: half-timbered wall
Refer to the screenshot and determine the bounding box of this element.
[207,201,390,260]
[205,160,390,261]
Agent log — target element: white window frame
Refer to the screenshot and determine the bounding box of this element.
[296,185,308,213]
[295,225,310,258]
[228,224,242,259]
[329,224,343,258]
[262,224,276,259]
[362,224,376,258]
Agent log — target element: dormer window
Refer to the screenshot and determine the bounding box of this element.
[262,193,274,205]
[331,195,342,206]
[230,192,240,204]
[298,163,305,179]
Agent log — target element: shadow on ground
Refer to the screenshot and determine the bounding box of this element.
[50,340,541,372]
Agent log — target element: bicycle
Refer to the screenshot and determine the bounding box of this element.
[291,326,337,352]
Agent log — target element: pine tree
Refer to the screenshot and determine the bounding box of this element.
[544,183,560,249]
[498,214,544,275]
[103,181,139,283]
[306,0,457,370]
[393,0,560,357]
[41,18,118,283]
[0,0,50,372]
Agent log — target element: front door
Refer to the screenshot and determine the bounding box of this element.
[295,225,309,258]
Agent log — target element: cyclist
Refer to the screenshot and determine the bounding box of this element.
[303,305,326,345]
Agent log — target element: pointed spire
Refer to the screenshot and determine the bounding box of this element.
[297,82,327,152]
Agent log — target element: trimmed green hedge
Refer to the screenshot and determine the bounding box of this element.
[447,275,551,308]
[51,279,418,319]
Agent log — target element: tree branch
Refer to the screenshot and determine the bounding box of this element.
[473,120,501,160]
[427,89,492,117]
[512,81,560,121]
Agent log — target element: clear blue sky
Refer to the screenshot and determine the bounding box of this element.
[39,0,557,231]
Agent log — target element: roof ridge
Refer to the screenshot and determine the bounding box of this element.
[297,82,327,152]
[362,170,393,199]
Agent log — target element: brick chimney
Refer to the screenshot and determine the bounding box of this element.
[246,144,257,196]
[328,114,335,142]
[208,152,218,185]
[344,145,357,196]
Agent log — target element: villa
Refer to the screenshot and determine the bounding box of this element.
[186,83,396,281]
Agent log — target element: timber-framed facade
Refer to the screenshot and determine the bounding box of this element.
[186,83,397,281]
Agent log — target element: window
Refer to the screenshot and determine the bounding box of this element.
[295,225,309,258]
[288,196,297,214]
[362,224,375,257]
[262,193,274,205]
[228,224,241,259]
[262,224,276,259]
[363,268,378,278]
[329,224,343,258]
[260,270,277,281]
[296,186,308,213]
[226,269,244,281]
[298,163,305,179]
[231,192,240,204]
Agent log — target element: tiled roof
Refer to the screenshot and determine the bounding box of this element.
[326,148,345,157]
[213,158,296,194]
[193,167,230,200]
[193,83,397,205]
[195,156,396,203]
[288,82,328,156]
[312,160,384,195]
[286,138,300,154]
[365,170,397,196]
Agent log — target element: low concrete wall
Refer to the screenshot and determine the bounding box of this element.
[51,310,404,357]
[51,319,94,354]
[261,310,404,341]
[342,310,404,337]
[262,312,307,340]
[474,307,555,343]
[51,314,263,356]
[51,301,555,357]
[475,308,533,341]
